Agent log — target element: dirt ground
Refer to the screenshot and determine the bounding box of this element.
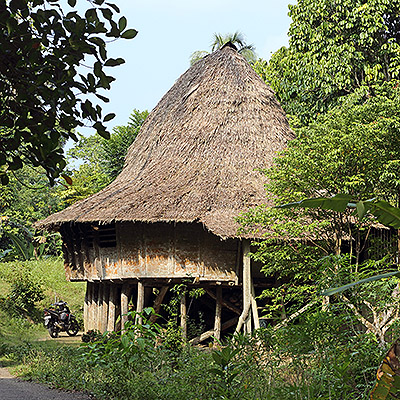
[0,333,91,400]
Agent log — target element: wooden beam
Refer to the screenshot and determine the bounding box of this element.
[84,282,90,332]
[235,239,241,286]
[101,282,109,333]
[149,286,169,323]
[115,287,121,332]
[97,282,104,332]
[121,283,129,332]
[180,293,187,339]
[190,317,238,345]
[136,280,144,325]
[205,288,241,315]
[189,330,214,345]
[89,282,97,331]
[214,287,222,341]
[107,284,117,332]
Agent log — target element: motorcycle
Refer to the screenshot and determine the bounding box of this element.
[44,301,79,338]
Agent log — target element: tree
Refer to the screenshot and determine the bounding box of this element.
[239,81,400,329]
[190,31,257,65]
[101,109,148,180]
[0,0,138,185]
[60,109,148,205]
[0,165,63,259]
[257,0,400,125]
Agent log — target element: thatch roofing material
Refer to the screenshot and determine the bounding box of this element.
[39,44,294,238]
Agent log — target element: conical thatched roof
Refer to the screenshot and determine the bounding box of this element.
[39,43,294,238]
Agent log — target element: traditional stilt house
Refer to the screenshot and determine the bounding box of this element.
[38,43,294,342]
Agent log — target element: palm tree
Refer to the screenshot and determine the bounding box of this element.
[190,31,257,65]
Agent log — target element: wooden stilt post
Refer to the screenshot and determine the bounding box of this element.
[115,286,121,332]
[101,282,109,333]
[89,282,97,331]
[150,286,169,323]
[107,284,117,332]
[121,283,129,332]
[84,282,90,333]
[97,282,104,332]
[136,280,144,325]
[214,286,222,342]
[251,281,260,330]
[204,288,241,315]
[235,239,252,334]
[180,293,187,339]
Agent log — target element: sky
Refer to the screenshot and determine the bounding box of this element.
[79,0,295,135]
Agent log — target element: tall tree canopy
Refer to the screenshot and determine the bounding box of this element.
[241,0,400,331]
[60,109,148,205]
[0,0,137,184]
[260,0,400,125]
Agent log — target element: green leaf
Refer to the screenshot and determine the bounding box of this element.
[105,2,120,12]
[5,232,31,260]
[209,368,224,377]
[103,113,116,122]
[121,29,138,39]
[67,0,77,6]
[94,61,102,77]
[370,339,400,399]
[277,194,352,213]
[118,16,127,31]
[321,271,400,296]
[104,58,125,67]
[85,8,98,22]
[100,8,112,21]
[370,201,400,229]
[95,93,110,102]
[356,200,366,219]
[0,174,9,185]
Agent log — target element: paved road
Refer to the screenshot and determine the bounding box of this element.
[0,365,91,400]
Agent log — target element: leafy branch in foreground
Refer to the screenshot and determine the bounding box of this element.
[0,0,137,184]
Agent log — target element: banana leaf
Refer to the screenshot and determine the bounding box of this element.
[277,195,400,229]
[321,271,400,296]
[4,231,33,260]
[277,194,352,213]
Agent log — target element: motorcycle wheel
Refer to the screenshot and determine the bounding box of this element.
[66,318,79,336]
[48,324,59,338]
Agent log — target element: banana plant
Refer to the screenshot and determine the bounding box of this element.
[278,194,400,398]
[277,194,400,295]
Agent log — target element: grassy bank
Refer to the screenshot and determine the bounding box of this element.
[0,258,85,311]
[0,258,85,346]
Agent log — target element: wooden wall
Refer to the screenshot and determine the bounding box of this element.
[61,222,238,283]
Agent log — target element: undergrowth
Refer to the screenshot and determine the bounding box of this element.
[5,308,384,400]
[0,260,385,399]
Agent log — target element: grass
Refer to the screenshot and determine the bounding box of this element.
[0,258,86,313]
[0,258,86,365]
